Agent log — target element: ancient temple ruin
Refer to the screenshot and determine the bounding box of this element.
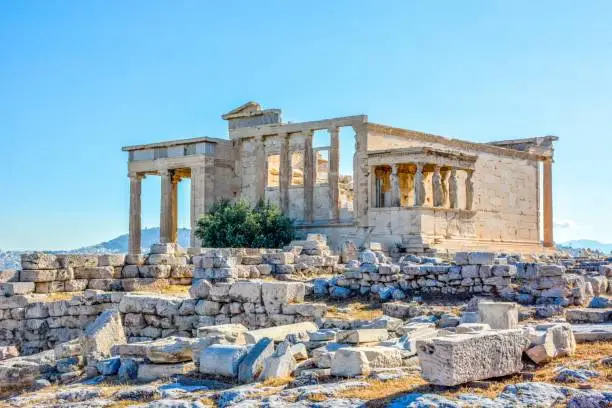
[122,102,557,254]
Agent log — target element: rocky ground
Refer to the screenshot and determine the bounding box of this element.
[0,298,610,408]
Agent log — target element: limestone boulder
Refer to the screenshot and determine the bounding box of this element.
[237,337,274,383]
[81,309,127,368]
[478,302,518,329]
[336,329,389,344]
[417,329,529,386]
[244,322,318,344]
[199,344,248,378]
[137,362,195,381]
[189,279,213,299]
[258,341,297,381]
[261,282,305,314]
[146,336,199,363]
[357,346,403,368]
[197,324,248,343]
[330,348,371,377]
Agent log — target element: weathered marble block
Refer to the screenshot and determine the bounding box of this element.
[478,302,518,329]
[417,329,529,386]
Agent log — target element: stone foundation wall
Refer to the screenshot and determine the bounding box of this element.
[326,251,602,307]
[0,291,122,355]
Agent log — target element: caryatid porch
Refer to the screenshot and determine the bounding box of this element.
[368,147,477,211]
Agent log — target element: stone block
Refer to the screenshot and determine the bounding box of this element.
[566,308,612,323]
[35,281,65,293]
[21,253,59,269]
[88,279,122,291]
[65,279,88,292]
[0,269,19,282]
[478,302,519,329]
[98,254,126,267]
[171,265,194,278]
[209,282,232,301]
[262,252,295,265]
[237,337,274,383]
[229,281,262,303]
[121,278,169,292]
[282,302,327,319]
[74,266,119,279]
[189,279,212,299]
[456,323,491,334]
[139,265,171,278]
[197,323,248,343]
[417,329,529,386]
[146,336,199,363]
[125,254,145,265]
[461,265,479,278]
[81,309,127,366]
[96,357,121,375]
[336,329,389,344]
[199,344,248,378]
[1,282,34,296]
[20,269,57,282]
[330,347,371,377]
[468,252,496,265]
[537,264,565,277]
[259,341,297,381]
[149,243,178,255]
[137,361,195,381]
[245,322,318,344]
[261,281,305,314]
[357,346,403,368]
[122,265,140,278]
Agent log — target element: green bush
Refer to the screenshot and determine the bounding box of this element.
[195,199,295,248]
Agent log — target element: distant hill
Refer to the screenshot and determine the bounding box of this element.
[73,227,191,253]
[0,227,191,270]
[559,239,612,254]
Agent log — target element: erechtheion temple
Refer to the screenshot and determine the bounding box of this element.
[122,102,558,254]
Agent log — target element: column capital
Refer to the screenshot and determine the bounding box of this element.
[328,126,340,136]
[391,163,398,174]
[128,172,144,181]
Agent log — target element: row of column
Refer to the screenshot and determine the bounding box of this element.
[257,127,341,224]
[128,166,209,255]
[380,164,474,210]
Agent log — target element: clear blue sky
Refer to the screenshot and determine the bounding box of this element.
[1,1,610,250]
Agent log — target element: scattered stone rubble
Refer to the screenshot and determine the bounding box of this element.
[0,238,610,407]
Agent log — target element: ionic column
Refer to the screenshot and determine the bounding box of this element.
[390,164,400,207]
[449,168,458,209]
[414,164,425,206]
[170,173,181,243]
[328,127,340,221]
[279,132,290,214]
[432,165,443,207]
[303,130,314,223]
[441,169,450,207]
[128,172,143,255]
[543,159,554,247]
[254,135,266,203]
[465,169,474,210]
[159,169,175,244]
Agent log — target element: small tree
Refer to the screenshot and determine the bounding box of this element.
[195,199,295,248]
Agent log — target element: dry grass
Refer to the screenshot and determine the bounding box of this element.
[41,291,79,301]
[307,393,329,402]
[326,301,383,321]
[260,376,294,387]
[198,397,217,407]
[340,342,612,407]
[134,282,190,296]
